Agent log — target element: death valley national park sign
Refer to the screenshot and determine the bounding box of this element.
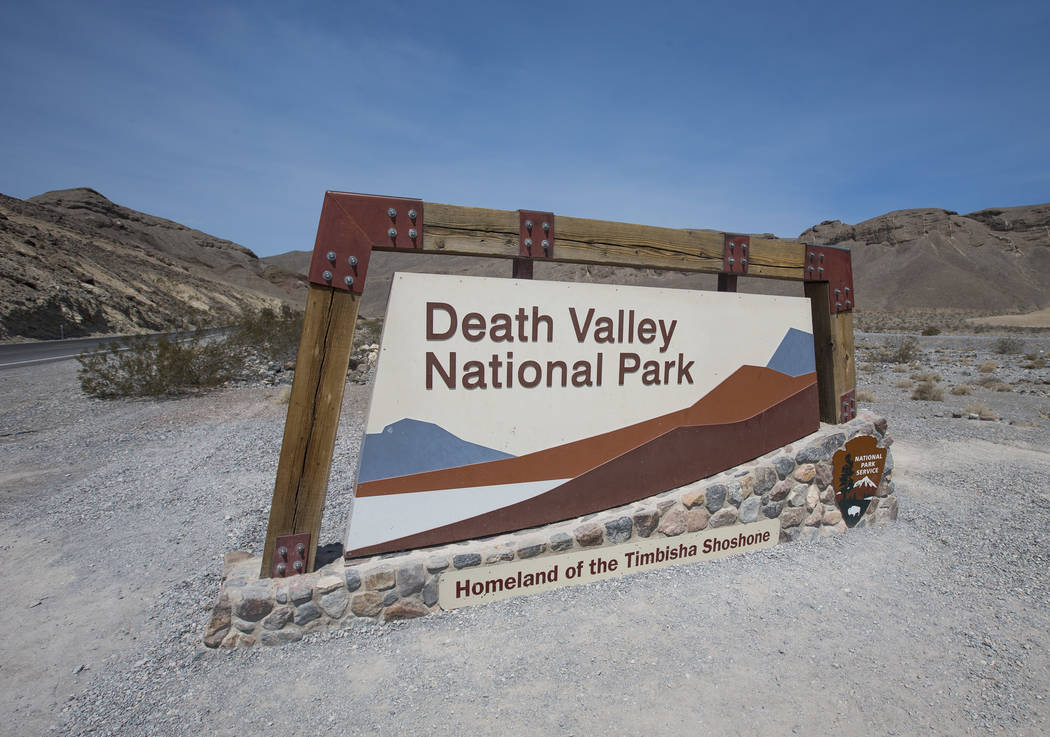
[344,273,819,557]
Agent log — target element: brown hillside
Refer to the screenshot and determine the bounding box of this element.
[800,204,1050,312]
[0,188,307,340]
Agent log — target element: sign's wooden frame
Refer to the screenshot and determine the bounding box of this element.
[260,191,855,577]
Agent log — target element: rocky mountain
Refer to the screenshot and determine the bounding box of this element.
[0,188,307,340]
[800,204,1050,312]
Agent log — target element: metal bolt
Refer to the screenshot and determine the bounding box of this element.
[321,270,333,281]
[524,238,533,249]
[541,240,549,250]
[819,253,824,263]
[542,222,550,232]
[728,257,735,265]
[741,257,748,265]
[809,252,815,261]
[409,228,418,238]
[845,287,851,294]
[836,302,842,310]
[808,266,814,273]
[845,299,852,308]
[296,543,306,555]
[834,289,841,296]
[818,266,824,276]
[728,241,735,251]
[525,220,533,232]
[344,276,354,287]
[347,255,358,266]
[276,563,286,575]
[326,251,337,262]
[388,228,397,238]
[408,209,417,221]
[741,243,747,251]
[387,207,397,218]
[293,560,304,572]
[277,546,287,558]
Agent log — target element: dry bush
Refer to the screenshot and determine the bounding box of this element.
[858,362,876,372]
[950,384,973,396]
[965,402,997,420]
[994,337,1024,354]
[921,326,941,336]
[978,361,997,373]
[77,334,235,398]
[910,372,942,382]
[976,375,1001,387]
[993,382,1014,392]
[1022,356,1047,369]
[856,390,876,402]
[895,380,913,389]
[876,336,920,364]
[892,365,908,373]
[911,381,944,401]
[959,357,973,365]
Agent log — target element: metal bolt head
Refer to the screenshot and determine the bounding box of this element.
[326,251,337,262]
[728,257,735,265]
[524,238,533,248]
[347,255,358,266]
[741,257,748,264]
[276,563,286,574]
[388,228,397,238]
[277,546,288,558]
[409,228,418,238]
[542,222,550,232]
[344,276,354,287]
[321,270,333,281]
[408,209,417,220]
[387,207,397,218]
[293,560,304,572]
[541,240,549,250]
[296,543,306,555]
[525,220,533,231]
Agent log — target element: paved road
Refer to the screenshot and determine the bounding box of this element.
[0,329,227,370]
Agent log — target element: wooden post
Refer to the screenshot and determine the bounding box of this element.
[805,281,856,424]
[260,284,359,577]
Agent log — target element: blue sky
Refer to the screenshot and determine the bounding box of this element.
[1,0,1047,257]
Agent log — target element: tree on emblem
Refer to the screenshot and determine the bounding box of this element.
[836,452,854,502]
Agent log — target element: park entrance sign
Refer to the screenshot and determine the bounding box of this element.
[345,273,819,557]
[259,191,858,578]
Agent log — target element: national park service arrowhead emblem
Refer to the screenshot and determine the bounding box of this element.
[832,435,887,528]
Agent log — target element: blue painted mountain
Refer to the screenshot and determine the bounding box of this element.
[765,328,815,377]
[358,418,515,483]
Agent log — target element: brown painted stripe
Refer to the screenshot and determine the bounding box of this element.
[346,382,818,557]
[357,366,816,498]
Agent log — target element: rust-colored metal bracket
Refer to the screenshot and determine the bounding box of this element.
[307,191,424,294]
[519,210,554,259]
[723,234,750,275]
[272,532,311,577]
[839,389,857,423]
[803,244,854,314]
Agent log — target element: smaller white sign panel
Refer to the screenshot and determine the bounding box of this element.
[438,519,779,609]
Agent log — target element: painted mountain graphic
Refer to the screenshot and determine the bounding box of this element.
[765,328,816,377]
[349,368,818,556]
[358,418,514,483]
[855,475,878,488]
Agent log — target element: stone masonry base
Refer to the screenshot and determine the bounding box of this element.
[205,411,896,648]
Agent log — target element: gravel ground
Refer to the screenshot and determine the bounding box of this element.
[2,332,1049,736]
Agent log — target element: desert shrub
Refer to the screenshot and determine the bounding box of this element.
[892,365,907,373]
[993,382,1014,392]
[950,385,973,396]
[965,402,997,420]
[876,336,920,364]
[1022,356,1047,369]
[975,375,1000,387]
[77,334,235,398]
[994,337,1024,354]
[228,305,304,363]
[858,362,876,372]
[978,361,997,373]
[895,380,913,389]
[856,390,876,402]
[921,326,941,336]
[911,381,944,401]
[910,372,942,382]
